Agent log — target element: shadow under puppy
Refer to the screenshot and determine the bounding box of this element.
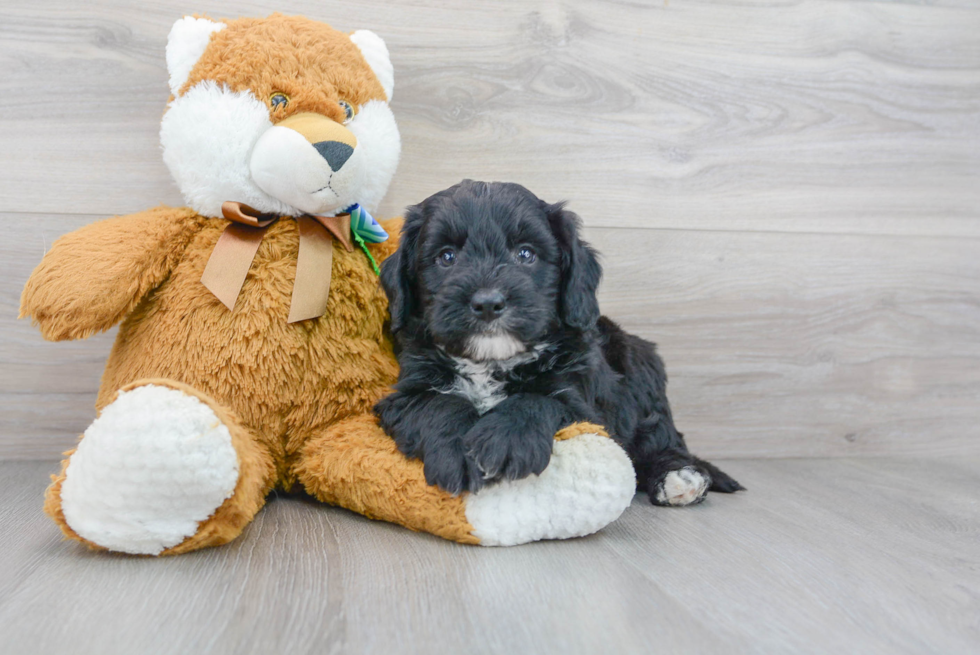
[375,180,743,505]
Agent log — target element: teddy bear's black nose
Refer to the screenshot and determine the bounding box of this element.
[470,289,507,322]
[313,140,354,171]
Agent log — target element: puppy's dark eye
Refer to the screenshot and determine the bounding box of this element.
[437,247,457,267]
[270,93,289,109]
[516,246,536,264]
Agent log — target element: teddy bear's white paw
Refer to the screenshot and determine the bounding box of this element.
[464,432,635,546]
[654,467,710,506]
[60,384,239,555]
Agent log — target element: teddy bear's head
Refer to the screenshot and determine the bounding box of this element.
[160,14,400,219]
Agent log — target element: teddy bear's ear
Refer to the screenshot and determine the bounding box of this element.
[166,16,226,96]
[350,30,394,102]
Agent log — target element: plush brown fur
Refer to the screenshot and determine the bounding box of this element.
[554,422,609,442]
[184,14,388,119]
[24,209,424,550]
[295,414,478,544]
[20,207,204,342]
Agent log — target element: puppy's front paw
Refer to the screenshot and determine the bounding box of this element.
[464,415,552,484]
[423,443,483,496]
[650,467,710,507]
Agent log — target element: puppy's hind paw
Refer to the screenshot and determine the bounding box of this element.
[693,457,745,493]
[650,467,710,507]
[709,470,745,493]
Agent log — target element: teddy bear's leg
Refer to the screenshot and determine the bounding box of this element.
[44,379,276,556]
[293,415,636,546]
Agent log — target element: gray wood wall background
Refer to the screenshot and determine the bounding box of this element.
[1,0,978,460]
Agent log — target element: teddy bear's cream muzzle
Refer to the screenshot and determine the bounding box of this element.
[249,112,364,216]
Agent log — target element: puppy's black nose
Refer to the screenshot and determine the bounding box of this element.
[470,289,506,322]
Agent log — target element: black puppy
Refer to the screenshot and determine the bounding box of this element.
[375,180,743,505]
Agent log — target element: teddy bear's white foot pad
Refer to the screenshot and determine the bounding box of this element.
[465,432,635,546]
[60,384,239,555]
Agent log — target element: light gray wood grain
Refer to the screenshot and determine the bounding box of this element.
[1,457,978,654]
[5,212,979,459]
[600,457,980,654]
[2,0,980,459]
[0,0,977,235]
[594,226,980,459]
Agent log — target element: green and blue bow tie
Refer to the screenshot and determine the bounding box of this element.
[343,203,388,274]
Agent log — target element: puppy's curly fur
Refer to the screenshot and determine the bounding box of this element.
[375,180,743,503]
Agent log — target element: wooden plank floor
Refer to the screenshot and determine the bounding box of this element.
[1,458,977,654]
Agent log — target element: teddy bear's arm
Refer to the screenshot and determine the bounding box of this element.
[20,206,203,341]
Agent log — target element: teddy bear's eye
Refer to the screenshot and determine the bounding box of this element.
[339,100,355,124]
[270,93,289,109]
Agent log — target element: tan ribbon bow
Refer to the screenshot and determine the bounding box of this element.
[201,201,354,323]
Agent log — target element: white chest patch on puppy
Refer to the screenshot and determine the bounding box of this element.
[442,343,549,415]
[448,358,507,415]
[464,333,526,362]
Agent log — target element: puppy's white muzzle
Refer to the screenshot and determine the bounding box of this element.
[249,112,366,216]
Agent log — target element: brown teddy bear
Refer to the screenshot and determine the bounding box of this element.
[19,14,635,555]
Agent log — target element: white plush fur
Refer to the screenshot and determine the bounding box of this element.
[59,385,240,555]
[350,30,394,101]
[655,467,709,506]
[166,17,225,96]
[465,432,635,546]
[161,85,401,218]
[249,125,340,215]
[248,100,401,216]
[161,82,292,218]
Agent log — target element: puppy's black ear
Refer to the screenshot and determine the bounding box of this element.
[546,203,602,331]
[381,204,423,334]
